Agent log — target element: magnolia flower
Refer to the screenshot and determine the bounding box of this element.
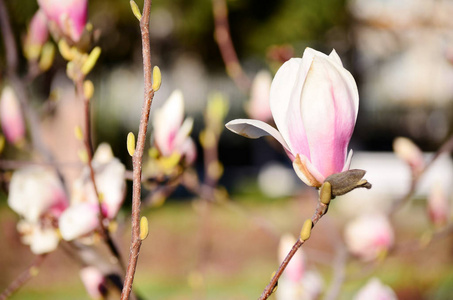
[8,167,68,223]
[0,86,26,145]
[226,48,359,187]
[59,144,126,241]
[38,0,88,42]
[24,9,49,60]
[276,234,323,300]
[17,220,60,254]
[80,266,107,299]
[71,143,126,219]
[427,184,449,227]
[344,213,394,261]
[353,278,397,300]
[246,70,272,122]
[393,137,425,175]
[153,90,196,164]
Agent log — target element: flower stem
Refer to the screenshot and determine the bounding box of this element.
[258,201,329,300]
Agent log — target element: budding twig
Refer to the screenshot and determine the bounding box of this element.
[121,1,155,299]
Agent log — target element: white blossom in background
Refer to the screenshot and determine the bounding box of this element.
[353,277,398,300]
[246,70,272,122]
[59,143,126,241]
[393,137,425,176]
[344,213,394,261]
[276,234,323,300]
[153,90,196,164]
[8,167,68,254]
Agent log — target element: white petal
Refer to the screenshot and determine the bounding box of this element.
[59,203,99,241]
[329,49,344,66]
[30,225,59,254]
[225,119,291,154]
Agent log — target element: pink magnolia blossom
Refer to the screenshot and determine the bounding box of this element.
[8,166,68,223]
[37,0,88,42]
[276,234,323,300]
[354,278,397,300]
[153,90,196,164]
[226,48,359,187]
[80,266,107,299]
[24,9,49,60]
[344,213,394,261]
[59,202,99,241]
[0,86,26,145]
[246,70,272,122]
[427,184,449,227]
[71,143,126,220]
[393,137,425,175]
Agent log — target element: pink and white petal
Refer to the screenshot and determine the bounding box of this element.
[180,138,197,165]
[173,117,194,151]
[269,58,310,157]
[341,149,354,172]
[95,158,126,219]
[226,119,292,154]
[301,56,358,178]
[59,203,99,241]
[154,90,184,156]
[292,154,324,187]
[329,49,344,66]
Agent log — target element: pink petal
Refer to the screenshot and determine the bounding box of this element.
[300,56,359,178]
[0,87,25,145]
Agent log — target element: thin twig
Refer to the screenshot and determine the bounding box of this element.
[211,0,251,92]
[258,201,329,300]
[0,255,47,300]
[121,1,155,299]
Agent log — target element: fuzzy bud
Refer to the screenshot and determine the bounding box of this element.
[324,169,371,197]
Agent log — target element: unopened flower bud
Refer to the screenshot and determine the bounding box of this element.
[324,169,371,197]
[83,80,94,99]
[140,216,149,240]
[74,126,83,140]
[300,219,312,241]
[393,137,425,176]
[152,66,162,91]
[58,40,75,61]
[0,86,25,145]
[82,47,101,75]
[127,132,136,156]
[24,9,49,60]
[130,0,142,21]
[427,184,449,227]
[38,42,55,71]
[320,181,332,205]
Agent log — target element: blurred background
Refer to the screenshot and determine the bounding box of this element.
[1,0,453,299]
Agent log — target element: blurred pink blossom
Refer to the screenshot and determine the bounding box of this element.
[0,86,26,145]
[8,167,68,223]
[226,48,359,187]
[353,278,397,300]
[38,0,88,42]
[428,184,449,227]
[393,137,425,176]
[344,213,394,261]
[23,9,49,60]
[80,266,107,299]
[153,90,196,164]
[246,70,272,122]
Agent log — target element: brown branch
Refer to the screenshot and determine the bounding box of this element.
[121,1,155,299]
[258,201,329,300]
[0,255,47,300]
[211,0,251,92]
